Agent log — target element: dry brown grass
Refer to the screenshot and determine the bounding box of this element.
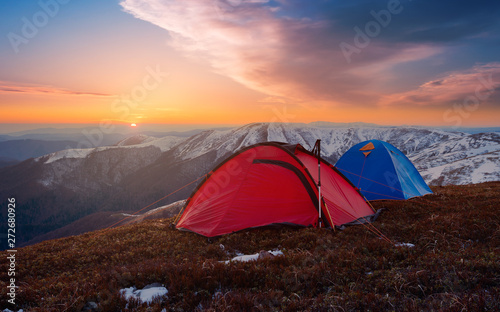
[1,182,499,311]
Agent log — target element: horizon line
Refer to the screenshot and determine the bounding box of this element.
[1,121,500,135]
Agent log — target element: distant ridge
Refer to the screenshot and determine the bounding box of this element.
[446,127,500,134]
[308,121,384,128]
[0,139,79,161]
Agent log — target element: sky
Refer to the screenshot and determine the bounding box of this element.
[1,0,500,132]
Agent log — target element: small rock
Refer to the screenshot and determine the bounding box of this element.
[81,301,99,312]
[143,283,163,289]
[258,250,275,260]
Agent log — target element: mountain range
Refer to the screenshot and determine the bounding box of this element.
[0,126,214,168]
[0,122,499,249]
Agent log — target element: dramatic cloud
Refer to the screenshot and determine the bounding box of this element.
[379,63,500,107]
[0,81,112,97]
[120,0,500,107]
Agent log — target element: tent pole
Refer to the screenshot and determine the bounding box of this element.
[316,139,322,228]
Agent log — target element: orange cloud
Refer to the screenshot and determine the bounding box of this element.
[0,81,112,97]
[379,63,500,107]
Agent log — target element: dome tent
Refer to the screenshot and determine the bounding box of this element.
[335,140,432,201]
[176,142,377,237]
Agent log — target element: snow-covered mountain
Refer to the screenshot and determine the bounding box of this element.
[34,122,499,189]
[162,122,460,163]
[410,132,500,185]
[1,122,499,248]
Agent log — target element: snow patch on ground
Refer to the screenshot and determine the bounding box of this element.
[395,242,415,248]
[223,250,284,264]
[120,284,168,304]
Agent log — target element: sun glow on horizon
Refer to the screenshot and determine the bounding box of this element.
[1,1,499,132]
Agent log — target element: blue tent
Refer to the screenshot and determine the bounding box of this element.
[335,140,432,200]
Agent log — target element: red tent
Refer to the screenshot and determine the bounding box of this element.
[176,142,376,237]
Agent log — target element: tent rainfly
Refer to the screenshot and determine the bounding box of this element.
[176,142,378,237]
[335,140,433,201]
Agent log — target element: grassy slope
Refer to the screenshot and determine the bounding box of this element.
[1,182,499,311]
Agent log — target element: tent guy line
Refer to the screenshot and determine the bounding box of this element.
[91,174,208,240]
[337,167,422,200]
